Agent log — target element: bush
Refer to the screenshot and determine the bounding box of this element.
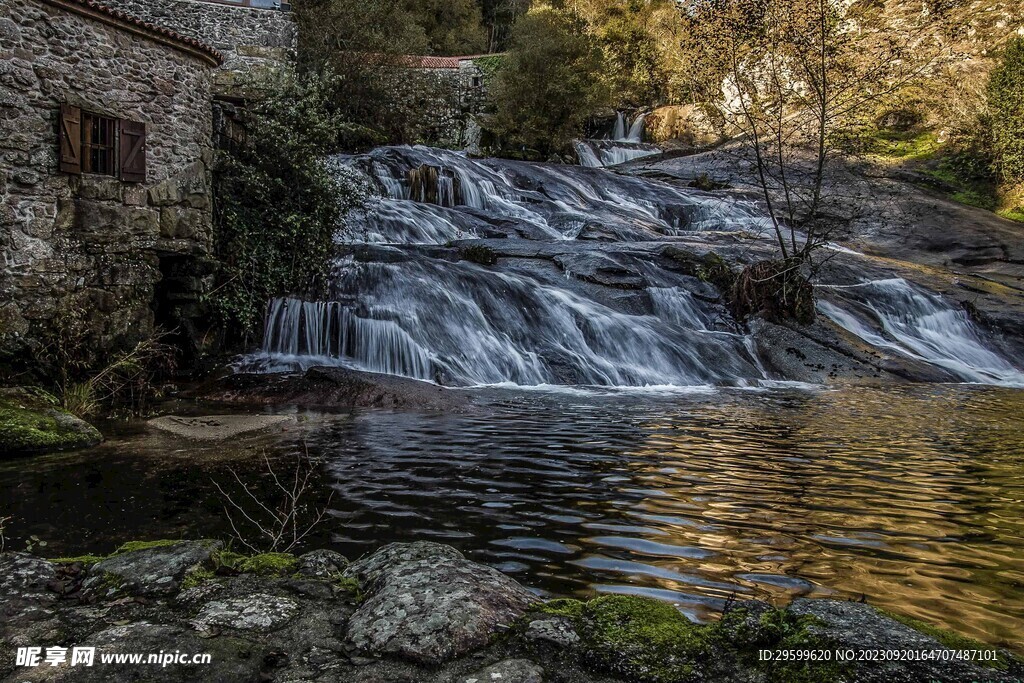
[486,5,611,157]
[989,37,1024,183]
[212,71,367,338]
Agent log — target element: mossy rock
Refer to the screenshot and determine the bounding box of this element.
[214,550,299,576]
[881,608,1023,673]
[545,595,710,683]
[0,388,102,456]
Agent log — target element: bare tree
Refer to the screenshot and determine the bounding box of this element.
[676,0,946,319]
[212,446,333,554]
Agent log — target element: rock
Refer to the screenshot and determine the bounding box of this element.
[55,621,264,683]
[0,553,59,642]
[790,599,1022,683]
[192,593,299,633]
[458,658,545,683]
[83,540,221,598]
[147,414,294,441]
[345,542,538,664]
[201,366,474,411]
[0,388,102,456]
[524,617,579,649]
[296,549,348,579]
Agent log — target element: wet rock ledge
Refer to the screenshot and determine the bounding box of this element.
[1,540,1020,683]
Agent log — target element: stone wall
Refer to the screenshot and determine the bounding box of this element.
[408,60,488,152]
[0,0,217,359]
[100,0,298,97]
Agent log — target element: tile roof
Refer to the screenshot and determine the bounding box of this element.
[403,54,490,69]
[38,0,224,66]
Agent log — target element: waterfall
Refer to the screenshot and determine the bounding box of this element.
[574,141,603,168]
[818,279,1024,386]
[254,262,764,387]
[627,113,647,143]
[241,145,1022,390]
[612,112,626,141]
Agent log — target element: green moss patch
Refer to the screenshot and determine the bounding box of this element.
[114,540,183,554]
[0,393,101,455]
[212,550,299,577]
[580,595,710,682]
[531,597,847,683]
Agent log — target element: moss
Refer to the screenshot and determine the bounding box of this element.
[866,130,942,161]
[236,552,299,576]
[181,568,216,590]
[577,595,711,683]
[212,550,298,576]
[51,555,107,566]
[538,598,587,620]
[881,609,1019,672]
[113,539,183,555]
[0,395,101,455]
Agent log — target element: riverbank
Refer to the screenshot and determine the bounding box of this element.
[1,539,1020,683]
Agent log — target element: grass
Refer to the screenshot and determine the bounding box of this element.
[862,128,1024,223]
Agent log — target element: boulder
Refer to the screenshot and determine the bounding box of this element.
[0,388,102,456]
[457,658,545,683]
[192,593,299,633]
[790,599,1022,683]
[83,540,220,598]
[345,542,538,664]
[0,553,60,643]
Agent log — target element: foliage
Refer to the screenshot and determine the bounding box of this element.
[28,295,176,417]
[403,0,487,56]
[732,259,816,325]
[487,5,611,157]
[574,0,678,108]
[212,70,366,337]
[989,37,1024,184]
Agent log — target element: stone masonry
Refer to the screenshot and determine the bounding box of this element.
[99,0,297,98]
[0,0,220,357]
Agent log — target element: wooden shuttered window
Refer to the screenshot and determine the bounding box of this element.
[57,105,147,182]
[59,104,82,174]
[119,119,146,183]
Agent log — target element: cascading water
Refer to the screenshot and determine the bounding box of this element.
[576,111,658,167]
[242,144,1024,389]
[818,279,1024,386]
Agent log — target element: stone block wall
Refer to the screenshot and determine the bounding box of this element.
[100,0,298,97]
[0,0,217,358]
[408,60,488,152]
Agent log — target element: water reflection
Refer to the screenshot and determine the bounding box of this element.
[317,385,1024,651]
[0,384,1021,652]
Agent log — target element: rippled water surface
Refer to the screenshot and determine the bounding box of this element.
[2,384,1022,651]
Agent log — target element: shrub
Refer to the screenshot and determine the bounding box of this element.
[989,37,1024,183]
[486,5,611,158]
[212,71,367,338]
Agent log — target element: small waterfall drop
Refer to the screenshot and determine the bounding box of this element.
[627,113,647,143]
[612,112,627,141]
[819,279,1024,386]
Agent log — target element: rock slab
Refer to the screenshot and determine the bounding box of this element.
[345,542,538,664]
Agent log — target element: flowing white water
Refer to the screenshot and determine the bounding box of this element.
[244,146,1023,389]
[818,279,1024,386]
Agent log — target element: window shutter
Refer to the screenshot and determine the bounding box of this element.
[59,104,81,174]
[119,119,146,183]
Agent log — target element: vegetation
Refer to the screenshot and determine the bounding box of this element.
[487,4,611,158]
[534,595,844,683]
[0,390,101,453]
[211,70,367,337]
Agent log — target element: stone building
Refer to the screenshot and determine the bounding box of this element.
[0,0,223,359]
[403,55,490,153]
